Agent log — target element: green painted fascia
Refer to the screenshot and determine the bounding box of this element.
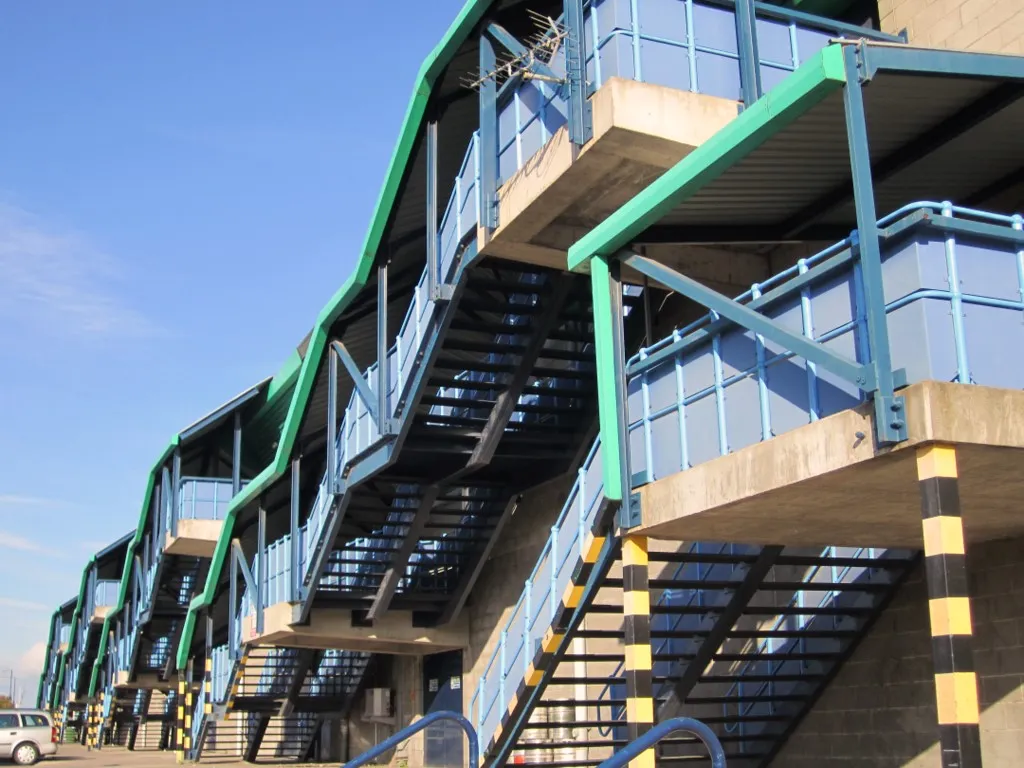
[52,557,95,709]
[86,443,174,699]
[175,0,498,672]
[264,349,302,403]
[567,44,847,272]
[37,610,59,707]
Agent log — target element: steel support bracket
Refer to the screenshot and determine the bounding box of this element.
[330,340,380,426]
[619,491,643,530]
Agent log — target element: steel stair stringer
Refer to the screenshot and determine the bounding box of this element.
[296,242,480,624]
[481,497,620,768]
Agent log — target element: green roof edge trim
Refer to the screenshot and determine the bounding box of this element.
[174,0,494,671]
[36,610,59,708]
[86,371,283,698]
[566,43,847,272]
[50,556,95,709]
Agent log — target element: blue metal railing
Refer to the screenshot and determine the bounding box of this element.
[626,202,1024,484]
[177,477,238,523]
[598,717,726,768]
[342,711,479,768]
[471,436,606,749]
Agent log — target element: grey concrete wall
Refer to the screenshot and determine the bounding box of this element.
[774,534,1024,766]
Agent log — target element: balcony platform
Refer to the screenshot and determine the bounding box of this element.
[164,519,224,558]
[241,602,467,655]
[90,606,112,624]
[113,671,171,691]
[636,381,1024,549]
[482,77,739,271]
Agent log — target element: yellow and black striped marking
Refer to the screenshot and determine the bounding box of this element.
[917,444,982,768]
[482,530,612,762]
[623,535,654,768]
[175,676,186,763]
[205,656,214,717]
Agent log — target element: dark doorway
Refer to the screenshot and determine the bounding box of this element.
[422,650,463,767]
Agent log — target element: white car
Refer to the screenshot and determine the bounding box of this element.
[0,710,58,766]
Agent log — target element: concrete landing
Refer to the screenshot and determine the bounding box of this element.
[164,519,223,558]
[482,77,740,273]
[637,381,1024,549]
[241,602,468,654]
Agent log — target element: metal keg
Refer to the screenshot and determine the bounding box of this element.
[547,702,577,765]
[520,706,552,764]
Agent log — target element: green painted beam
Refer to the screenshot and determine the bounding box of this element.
[589,256,623,502]
[174,0,499,671]
[566,44,847,273]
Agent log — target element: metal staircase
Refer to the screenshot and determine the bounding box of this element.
[513,543,918,766]
[190,644,372,761]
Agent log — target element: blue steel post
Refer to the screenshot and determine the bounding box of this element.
[426,117,439,299]
[290,457,301,602]
[609,258,633,527]
[256,505,266,635]
[232,411,242,496]
[327,345,338,493]
[171,449,181,538]
[563,0,592,146]
[228,547,238,659]
[734,0,763,106]
[377,261,389,434]
[842,45,906,444]
[479,31,499,232]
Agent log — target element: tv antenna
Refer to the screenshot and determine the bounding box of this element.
[464,9,569,91]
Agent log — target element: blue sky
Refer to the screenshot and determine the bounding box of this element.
[0,0,464,695]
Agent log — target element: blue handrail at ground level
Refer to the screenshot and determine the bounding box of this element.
[341,710,479,768]
[597,717,727,768]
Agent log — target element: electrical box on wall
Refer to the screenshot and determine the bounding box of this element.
[364,687,393,719]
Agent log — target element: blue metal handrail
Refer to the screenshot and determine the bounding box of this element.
[341,711,478,768]
[597,717,726,768]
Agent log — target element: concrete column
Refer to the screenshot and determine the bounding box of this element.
[917,444,983,768]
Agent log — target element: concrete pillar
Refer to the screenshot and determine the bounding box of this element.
[622,535,654,768]
[917,444,983,768]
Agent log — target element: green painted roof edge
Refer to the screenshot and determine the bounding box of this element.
[51,556,95,709]
[566,43,848,272]
[36,609,59,708]
[175,0,495,671]
[86,370,286,698]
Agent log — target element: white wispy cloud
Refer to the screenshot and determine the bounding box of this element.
[0,530,47,554]
[0,597,49,612]
[0,201,164,338]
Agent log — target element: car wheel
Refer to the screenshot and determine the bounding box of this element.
[12,742,40,766]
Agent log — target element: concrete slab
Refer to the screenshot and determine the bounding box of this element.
[482,77,740,273]
[637,382,1024,549]
[164,519,224,558]
[242,601,468,654]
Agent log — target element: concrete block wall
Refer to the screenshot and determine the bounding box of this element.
[879,0,1024,55]
[774,534,1024,766]
[463,473,577,710]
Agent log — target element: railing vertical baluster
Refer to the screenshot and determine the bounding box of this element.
[685,0,698,91]
[750,284,772,441]
[629,0,642,81]
[942,202,972,383]
[1014,215,1024,317]
[499,631,507,709]
[711,328,728,456]
[640,349,653,481]
[798,259,820,421]
[523,583,532,678]
[549,527,559,619]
